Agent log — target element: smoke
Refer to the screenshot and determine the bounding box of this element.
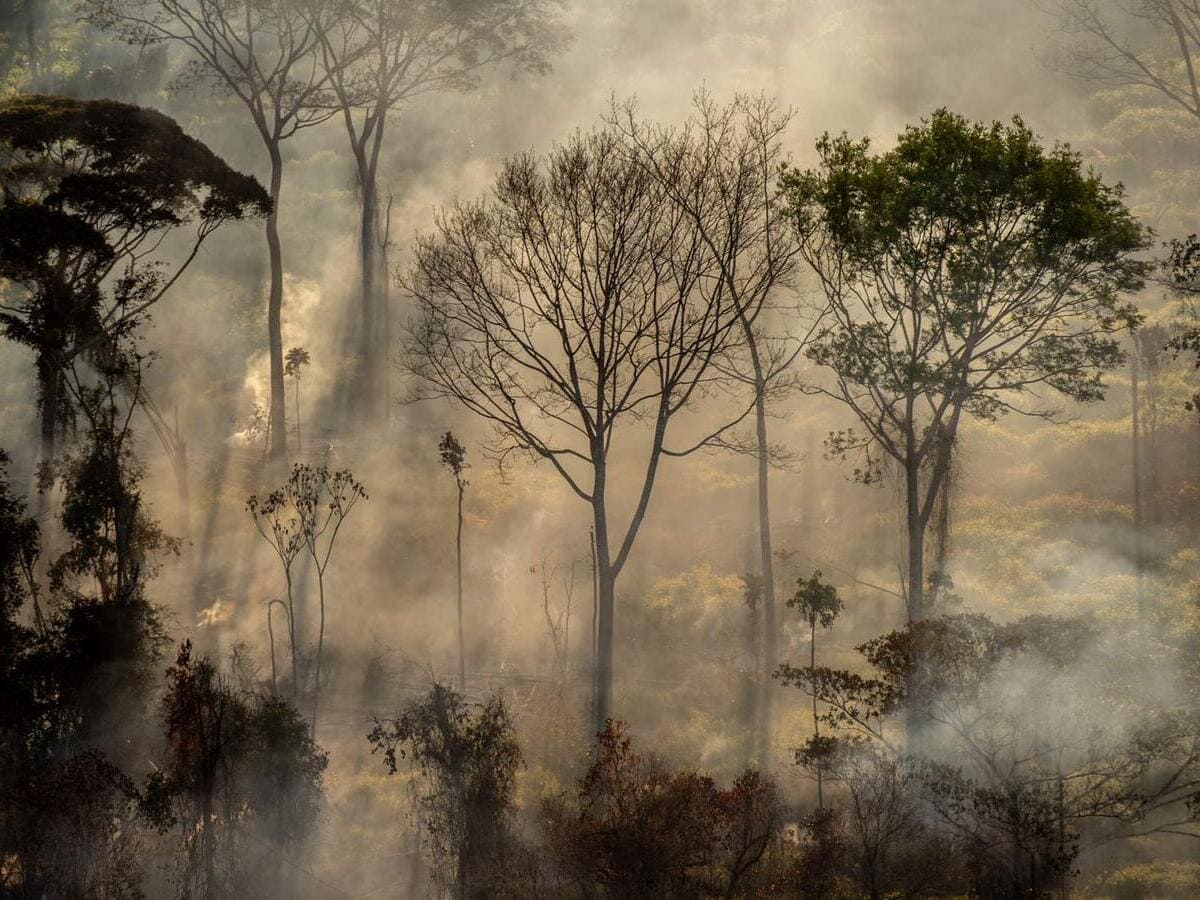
[6,0,1200,894]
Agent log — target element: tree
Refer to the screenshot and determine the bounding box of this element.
[316,0,567,417]
[788,571,842,808]
[611,93,808,770]
[248,464,366,736]
[0,345,176,894]
[1056,1,1200,127]
[782,109,1150,627]
[247,480,306,702]
[84,0,343,460]
[0,94,269,470]
[368,683,524,900]
[778,613,1200,893]
[284,346,310,455]
[438,430,468,691]
[541,720,785,898]
[147,640,327,899]
[405,123,769,733]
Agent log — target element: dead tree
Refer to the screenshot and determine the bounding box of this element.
[404,124,766,734]
[86,0,346,461]
[315,0,567,418]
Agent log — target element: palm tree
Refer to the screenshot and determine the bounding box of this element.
[284,347,311,456]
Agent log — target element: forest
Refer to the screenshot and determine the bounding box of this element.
[5,0,1200,897]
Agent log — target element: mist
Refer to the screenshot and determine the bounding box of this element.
[3,0,1200,897]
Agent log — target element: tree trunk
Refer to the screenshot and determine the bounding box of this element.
[456,479,465,692]
[286,571,298,702]
[354,121,389,422]
[592,487,615,736]
[311,567,325,738]
[1132,348,1144,617]
[360,174,381,415]
[812,620,823,808]
[748,336,776,771]
[265,143,287,462]
[903,448,927,749]
[590,526,598,734]
[904,454,924,624]
[294,378,302,456]
[742,569,759,770]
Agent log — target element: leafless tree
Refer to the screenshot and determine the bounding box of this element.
[314,0,567,418]
[1056,0,1200,124]
[292,464,367,737]
[610,93,811,769]
[403,123,768,733]
[247,480,305,701]
[85,0,346,460]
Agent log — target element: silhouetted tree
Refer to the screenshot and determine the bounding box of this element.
[788,571,842,808]
[612,93,808,769]
[405,122,773,733]
[0,94,269,470]
[247,481,306,701]
[146,640,326,899]
[316,0,567,416]
[369,683,524,900]
[541,720,785,898]
[84,0,343,460]
[249,464,366,735]
[438,431,468,690]
[1056,1,1200,126]
[284,346,310,455]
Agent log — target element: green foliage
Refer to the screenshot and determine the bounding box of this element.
[0,94,269,439]
[783,108,1151,477]
[788,570,842,630]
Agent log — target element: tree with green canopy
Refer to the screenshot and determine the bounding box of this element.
[0,94,270,469]
[782,109,1150,628]
[788,570,842,808]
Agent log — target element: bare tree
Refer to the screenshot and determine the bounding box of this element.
[1056,0,1200,124]
[611,93,808,769]
[247,481,305,700]
[85,0,345,460]
[293,464,367,737]
[314,0,567,418]
[403,124,766,733]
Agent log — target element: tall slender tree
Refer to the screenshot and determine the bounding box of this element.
[284,346,310,455]
[405,124,767,733]
[316,0,567,417]
[85,0,344,460]
[787,570,842,808]
[611,93,807,768]
[438,431,467,692]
